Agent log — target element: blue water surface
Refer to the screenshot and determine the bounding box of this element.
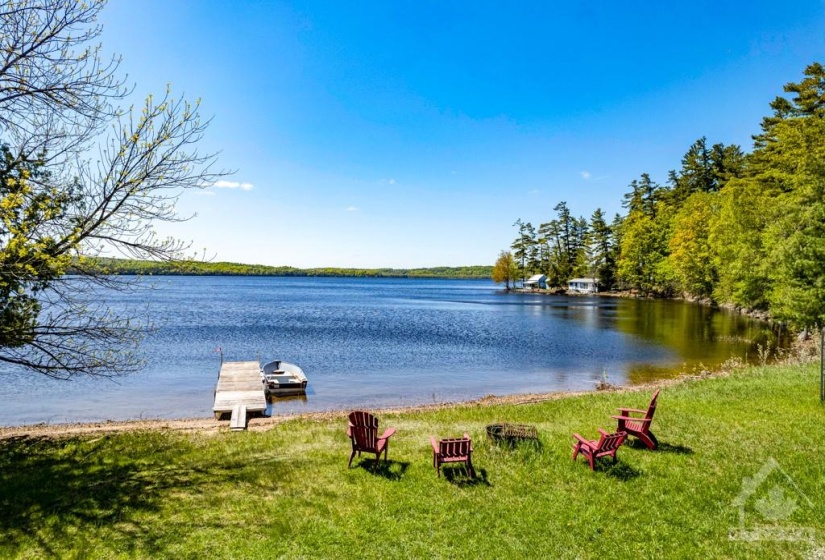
[0,276,780,425]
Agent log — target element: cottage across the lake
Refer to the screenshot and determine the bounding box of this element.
[524,274,547,290]
[567,278,598,293]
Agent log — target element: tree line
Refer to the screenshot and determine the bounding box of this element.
[87,258,493,279]
[494,62,825,334]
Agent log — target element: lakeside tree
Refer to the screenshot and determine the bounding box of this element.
[668,192,716,298]
[0,0,224,378]
[616,174,673,295]
[587,208,616,290]
[511,219,536,285]
[491,250,518,289]
[754,64,825,398]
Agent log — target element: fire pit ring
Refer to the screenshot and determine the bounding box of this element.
[486,423,538,443]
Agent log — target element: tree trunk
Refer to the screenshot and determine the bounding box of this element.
[820,327,824,403]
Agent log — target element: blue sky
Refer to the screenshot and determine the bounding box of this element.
[100,1,825,268]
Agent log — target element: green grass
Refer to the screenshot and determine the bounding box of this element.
[1,363,824,558]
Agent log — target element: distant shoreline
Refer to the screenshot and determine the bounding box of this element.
[74,257,493,279]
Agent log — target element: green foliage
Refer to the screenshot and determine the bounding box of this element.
[616,174,674,295]
[588,208,617,290]
[763,116,825,328]
[709,176,772,308]
[491,250,517,288]
[0,149,74,347]
[669,192,717,298]
[510,219,536,283]
[530,201,591,288]
[617,209,671,295]
[508,61,825,321]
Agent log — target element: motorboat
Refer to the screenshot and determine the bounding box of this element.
[261,360,308,397]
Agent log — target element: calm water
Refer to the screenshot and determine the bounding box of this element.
[0,276,785,426]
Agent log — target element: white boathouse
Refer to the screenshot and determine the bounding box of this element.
[524,274,547,290]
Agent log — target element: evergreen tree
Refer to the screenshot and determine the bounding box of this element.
[572,216,590,278]
[538,218,564,287]
[511,219,536,285]
[588,208,615,290]
[617,175,673,295]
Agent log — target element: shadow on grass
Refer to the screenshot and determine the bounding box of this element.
[602,460,642,480]
[0,434,294,555]
[353,459,410,480]
[655,442,694,455]
[443,467,491,487]
[573,456,642,480]
[625,439,694,454]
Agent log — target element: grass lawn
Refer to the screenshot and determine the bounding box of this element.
[1,362,823,559]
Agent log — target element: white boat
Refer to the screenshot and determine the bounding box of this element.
[261,360,308,397]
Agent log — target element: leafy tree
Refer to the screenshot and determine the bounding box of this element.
[709,176,772,308]
[668,192,716,298]
[491,250,518,289]
[617,212,671,294]
[617,175,673,294]
[0,0,224,378]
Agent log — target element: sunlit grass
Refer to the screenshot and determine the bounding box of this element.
[1,363,823,558]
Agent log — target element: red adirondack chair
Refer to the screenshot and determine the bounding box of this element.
[612,389,660,450]
[347,411,396,469]
[430,433,475,478]
[572,429,627,471]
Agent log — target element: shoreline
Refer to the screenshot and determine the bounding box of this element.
[508,287,776,323]
[0,373,701,441]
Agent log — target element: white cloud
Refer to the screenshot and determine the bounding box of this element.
[388,178,396,185]
[580,171,591,180]
[346,206,358,212]
[212,180,254,191]
[529,189,539,195]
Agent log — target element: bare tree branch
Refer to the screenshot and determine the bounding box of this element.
[0,0,227,377]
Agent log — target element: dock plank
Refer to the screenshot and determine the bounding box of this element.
[213,361,267,417]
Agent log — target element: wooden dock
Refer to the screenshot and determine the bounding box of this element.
[213,361,267,430]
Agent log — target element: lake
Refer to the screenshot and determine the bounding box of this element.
[0,276,785,426]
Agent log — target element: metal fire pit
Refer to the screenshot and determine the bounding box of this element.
[486,423,538,444]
